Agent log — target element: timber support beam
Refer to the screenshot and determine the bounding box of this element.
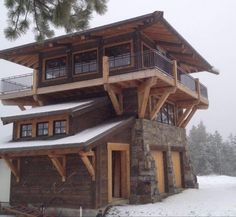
[48,155,66,182]
[177,78,201,128]
[104,84,123,115]
[79,151,95,181]
[177,105,194,127]
[138,77,157,118]
[18,105,26,111]
[33,94,44,106]
[150,86,176,120]
[182,106,198,128]
[2,156,20,182]
[103,56,123,115]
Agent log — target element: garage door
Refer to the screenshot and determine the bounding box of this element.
[151,151,166,194]
[171,151,182,188]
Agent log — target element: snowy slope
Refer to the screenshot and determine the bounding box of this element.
[106,176,236,217]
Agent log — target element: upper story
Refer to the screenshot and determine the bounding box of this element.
[0,11,216,121]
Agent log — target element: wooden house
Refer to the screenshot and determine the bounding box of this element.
[0,11,215,215]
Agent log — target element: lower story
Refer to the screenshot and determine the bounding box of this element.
[1,118,198,209]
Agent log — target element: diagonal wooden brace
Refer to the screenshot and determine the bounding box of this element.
[138,77,157,118]
[150,87,176,120]
[48,155,66,182]
[79,151,95,181]
[177,105,194,127]
[181,106,198,128]
[104,84,123,115]
[2,156,20,183]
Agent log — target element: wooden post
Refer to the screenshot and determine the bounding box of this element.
[138,77,157,118]
[195,78,200,99]
[103,56,109,83]
[33,69,38,94]
[173,60,178,87]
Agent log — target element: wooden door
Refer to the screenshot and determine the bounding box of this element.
[108,143,130,203]
[151,150,166,194]
[171,151,182,188]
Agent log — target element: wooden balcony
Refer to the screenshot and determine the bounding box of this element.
[0,50,208,112]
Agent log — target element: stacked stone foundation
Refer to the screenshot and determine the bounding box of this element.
[130,119,198,204]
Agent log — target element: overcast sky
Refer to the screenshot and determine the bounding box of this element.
[0,0,235,139]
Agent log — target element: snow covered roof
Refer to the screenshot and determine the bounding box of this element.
[1,97,108,124]
[0,117,134,155]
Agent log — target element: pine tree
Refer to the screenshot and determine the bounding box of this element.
[4,0,108,41]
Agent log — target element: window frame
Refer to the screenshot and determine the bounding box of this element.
[20,123,33,138]
[43,55,68,81]
[53,120,67,135]
[104,41,134,71]
[156,101,176,126]
[72,48,99,76]
[36,122,49,137]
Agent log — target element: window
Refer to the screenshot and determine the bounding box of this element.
[37,122,49,136]
[45,57,67,80]
[156,103,176,126]
[105,43,131,69]
[21,124,32,138]
[54,120,66,135]
[74,50,97,74]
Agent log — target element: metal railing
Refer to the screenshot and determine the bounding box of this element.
[143,50,173,77]
[0,73,33,94]
[0,50,208,100]
[177,68,196,92]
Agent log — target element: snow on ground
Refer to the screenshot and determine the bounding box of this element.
[106,176,236,217]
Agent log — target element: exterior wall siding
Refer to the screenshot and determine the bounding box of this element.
[9,125,132,209]
[10,155,94,208]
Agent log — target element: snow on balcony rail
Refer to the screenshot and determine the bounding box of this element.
[0,73,33,94]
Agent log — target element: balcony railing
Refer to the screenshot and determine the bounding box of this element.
[0,50,208,100]
[177,68,196,92]
[143,50,173,77]
[0,73,33,94]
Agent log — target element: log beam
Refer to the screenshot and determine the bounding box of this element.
[33,94,44,106]
[150,87,176,120]
[103,56,109,83]
[138,77,157,118]
[2,156,20,182]
[104,84,123,115]
[177,106,194,127]
[48,155,66,182]
[79,151,95,181]
[181,106,198,128]
[18,105,26,111]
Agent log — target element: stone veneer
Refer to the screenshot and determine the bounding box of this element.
[130,119,198,204]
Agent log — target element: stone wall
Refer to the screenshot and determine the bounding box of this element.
[130,119,198,204]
